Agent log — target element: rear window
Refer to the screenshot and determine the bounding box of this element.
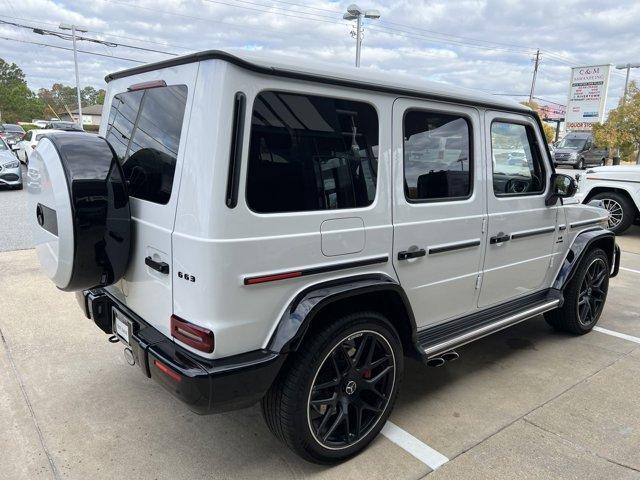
[105,85,188,204]
[246,92,378,213]
[3,124,24,133]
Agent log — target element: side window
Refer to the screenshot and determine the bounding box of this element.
[24,131,32,141]
[490,121,545,196]
[246,92,378,213]
[403,110,471,201]
[105,85,188,205]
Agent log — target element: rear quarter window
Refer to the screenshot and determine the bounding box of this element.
[105,85,188,205]
[246,91,379,213]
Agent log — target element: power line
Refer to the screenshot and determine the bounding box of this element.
[200,0,346,25]
[0,34,144,63]
[0,18,179,56]
[0,14,193,51]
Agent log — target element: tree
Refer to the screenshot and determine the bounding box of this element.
[520,100,557,143]
[38,84,107,114]
[0,58,44,123]
[593,81,640,164]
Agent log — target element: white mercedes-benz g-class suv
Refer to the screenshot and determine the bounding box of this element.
[575,165,640,234]
[27,50,619,463]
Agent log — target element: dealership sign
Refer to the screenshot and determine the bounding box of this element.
[565,64,611,131]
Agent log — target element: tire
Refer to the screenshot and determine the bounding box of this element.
[545,248,609,334]
[591,191,635,235]
[261,311,403,463]
[13,184,23,190]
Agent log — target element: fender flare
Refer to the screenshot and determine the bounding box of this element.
[267,274,417,354]
[553,228,618,291]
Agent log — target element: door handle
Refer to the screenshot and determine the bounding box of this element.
[145,256,170,274]
[398,248,426,261]
[489,233,511,244]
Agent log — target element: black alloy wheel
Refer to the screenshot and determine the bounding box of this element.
[545,248,609,334]
[577,257,607,326]
[308,330,395,450]
[261,311,403,463]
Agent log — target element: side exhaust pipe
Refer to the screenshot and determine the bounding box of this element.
[426,357,446,367]
[426,350,459,367]
[441,351,459,363]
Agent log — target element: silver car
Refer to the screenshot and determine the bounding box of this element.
[0,137,23,190]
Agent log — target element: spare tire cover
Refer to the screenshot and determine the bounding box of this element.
[28,132,131,291]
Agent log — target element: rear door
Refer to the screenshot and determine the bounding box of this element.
[392,99,487,328]
[102,66,196,337]
[479,112,557,308]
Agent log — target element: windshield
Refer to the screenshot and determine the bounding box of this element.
[3,124,24,133]
[0,139,8,150]
[557,138,586,150]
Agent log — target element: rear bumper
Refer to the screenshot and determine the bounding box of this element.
[77,288,286,414]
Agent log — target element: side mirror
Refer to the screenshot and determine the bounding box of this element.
[546,173,577,206]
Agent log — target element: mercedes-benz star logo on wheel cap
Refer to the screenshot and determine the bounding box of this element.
[345,380,357,395]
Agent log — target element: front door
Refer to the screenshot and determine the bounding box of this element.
[392,99,487,329]
[479,111,558,308]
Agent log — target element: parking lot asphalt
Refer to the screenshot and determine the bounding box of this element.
[0,165,32,252]
[2,172,640,479]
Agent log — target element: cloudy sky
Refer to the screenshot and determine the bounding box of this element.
[1,0,639,113]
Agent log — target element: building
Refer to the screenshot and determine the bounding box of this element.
[58,104,104,126]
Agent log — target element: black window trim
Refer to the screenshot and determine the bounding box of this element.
[490,117,548,199]
[402,107,475,204]
[226,91,246,208]
[244,88,381,215]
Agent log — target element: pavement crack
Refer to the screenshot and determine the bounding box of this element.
[523,418,640,474]
[0,327,61,480]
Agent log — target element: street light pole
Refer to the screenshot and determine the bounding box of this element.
[60,23,88,127]
[355,14,362,68]
[343,4,380,68]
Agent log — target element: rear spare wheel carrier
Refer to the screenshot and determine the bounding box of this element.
[28,132,131,291]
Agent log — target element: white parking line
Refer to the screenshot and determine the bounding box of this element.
[620,267,640,275]
[593,326,640,345]
[381,421,449,470]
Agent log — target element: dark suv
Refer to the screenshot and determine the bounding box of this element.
[553,132,609,169]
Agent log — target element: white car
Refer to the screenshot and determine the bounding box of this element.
[575,165,640,234]
[15,129,63,164]
[27,49,619,463]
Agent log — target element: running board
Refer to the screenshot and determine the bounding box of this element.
[417,289,562,359]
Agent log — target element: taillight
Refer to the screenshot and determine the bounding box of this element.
[170,315,214,353]
[153,359,181,382]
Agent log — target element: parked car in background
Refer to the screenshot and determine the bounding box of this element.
[0,123,26,153]
[553,132,608,169]
[44,121,83,131]
[0,137,23,189]
[15,129,64,164]
[575,165,640,234]
[32,120,49,128]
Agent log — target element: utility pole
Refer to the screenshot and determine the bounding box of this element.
[529,49,541,103]
[616,62,640,106]
[343,4,380,68]
[615,62,640,164]
[59,24,88,127]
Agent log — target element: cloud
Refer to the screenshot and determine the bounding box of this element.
[0,0,638,114]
